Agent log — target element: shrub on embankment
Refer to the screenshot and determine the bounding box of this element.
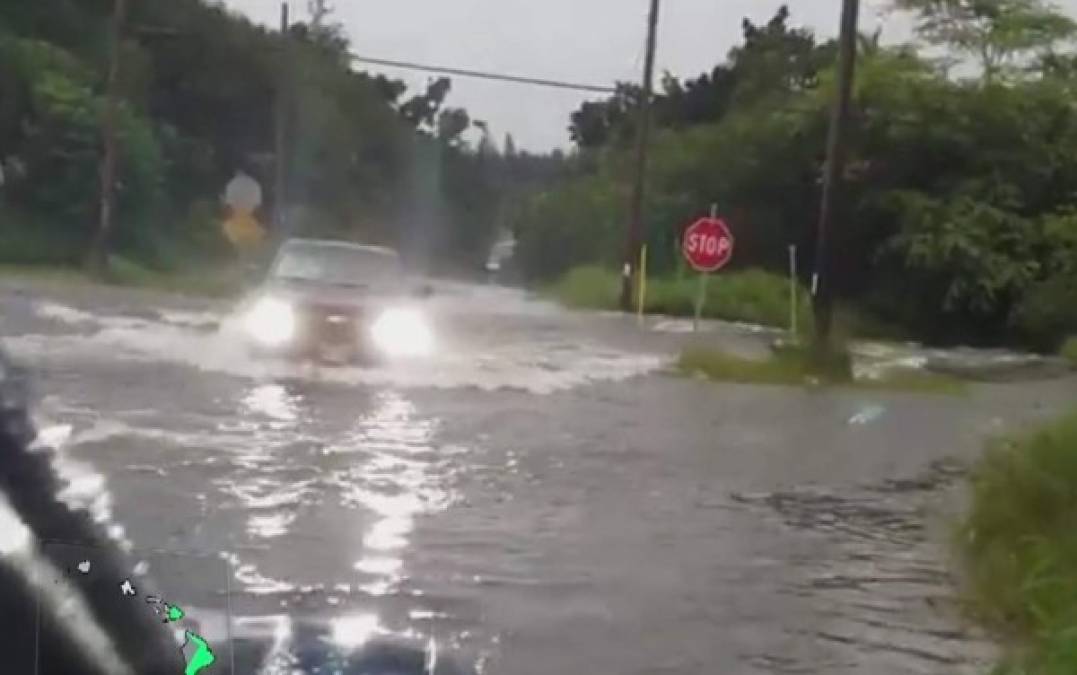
[960,410,1077,674]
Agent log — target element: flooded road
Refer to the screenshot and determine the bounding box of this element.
[1,279,1073,674]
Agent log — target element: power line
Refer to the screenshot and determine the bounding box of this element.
[350,54,618,94]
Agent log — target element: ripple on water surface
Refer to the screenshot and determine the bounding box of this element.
[10,294,664,394]
[36,374,492,671]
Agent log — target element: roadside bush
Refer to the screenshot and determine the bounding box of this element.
[961,411,1077,675]
[1011,274,1077,352]
[0,204,81,264]
[1061,337,1077,366]
[546,266,620,309]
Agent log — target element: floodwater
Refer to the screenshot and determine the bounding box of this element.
[1,279,1073,674]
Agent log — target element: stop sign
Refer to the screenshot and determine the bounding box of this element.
[682,217,734,272]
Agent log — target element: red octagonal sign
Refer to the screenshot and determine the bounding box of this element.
[682,216,734,272]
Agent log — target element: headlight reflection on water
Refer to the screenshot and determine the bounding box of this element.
[245,297,296,347]
[370,308,433,357]
[329,613,385,651]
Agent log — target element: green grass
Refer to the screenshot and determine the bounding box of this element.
[678,345,965,393]
[960,410,1077,675]
[855,368,967,394]
[1061,337,1077,367]
[549,265,811,329]
[679,346,824,386]
[0,263,87,283]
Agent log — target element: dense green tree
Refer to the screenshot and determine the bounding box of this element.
[568,83,641,150]
[400,78,452,131]
[0,33,165,261]
[436,108,471,146]
[894,0,1077,81]
[568,6,836,148]
[518,4,1077,348]
[0,0,557,272]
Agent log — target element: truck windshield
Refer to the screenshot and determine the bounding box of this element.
[272,243,403,288]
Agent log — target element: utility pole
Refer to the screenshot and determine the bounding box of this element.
[274,2,290,238]
[812,0,860,350]
[620,0,661,312]
[88,0,128,277]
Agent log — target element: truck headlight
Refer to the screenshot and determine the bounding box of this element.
[371,308,433,357]
[245,297,296,347]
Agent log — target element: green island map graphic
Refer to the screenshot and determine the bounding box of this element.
[65,555,220,674]
[147,596,217,675]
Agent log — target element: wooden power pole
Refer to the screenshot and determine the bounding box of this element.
[812,0,860,349]
[274,2,290,238]
[89,0,128,277]
[620,0,661,312]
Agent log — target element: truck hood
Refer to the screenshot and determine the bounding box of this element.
[255,279,408,310]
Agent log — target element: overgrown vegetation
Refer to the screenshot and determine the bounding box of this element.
[0,0,562,276]
[514,2,1077,351]
[960,410,1077,675]
[549,265,810,329]
[678,346,840,387]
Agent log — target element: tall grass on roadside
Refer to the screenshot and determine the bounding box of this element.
[548,265,811,329]
[960,411,1077,675]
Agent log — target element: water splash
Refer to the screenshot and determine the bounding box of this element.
[11,297,664,394]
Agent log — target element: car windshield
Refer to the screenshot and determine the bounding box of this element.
[272,243,402,288]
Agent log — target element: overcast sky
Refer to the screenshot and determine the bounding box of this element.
[219,0,1074,151]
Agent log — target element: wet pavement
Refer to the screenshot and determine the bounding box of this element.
[1,278,1074,674]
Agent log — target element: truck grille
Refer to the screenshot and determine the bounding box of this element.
[303,304,359,344]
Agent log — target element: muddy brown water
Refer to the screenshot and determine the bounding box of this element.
[1,280,1074,674]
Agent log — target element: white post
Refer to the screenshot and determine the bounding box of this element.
[692,203,718,333]
[789,244,798,338]
[693,271,709,332]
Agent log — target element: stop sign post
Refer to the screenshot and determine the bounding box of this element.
[682,206,735,330]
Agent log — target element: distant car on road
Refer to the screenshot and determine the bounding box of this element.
[484,238,517,284]
[240,238,434,364]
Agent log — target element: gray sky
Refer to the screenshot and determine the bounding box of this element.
[217,0,1068,151]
